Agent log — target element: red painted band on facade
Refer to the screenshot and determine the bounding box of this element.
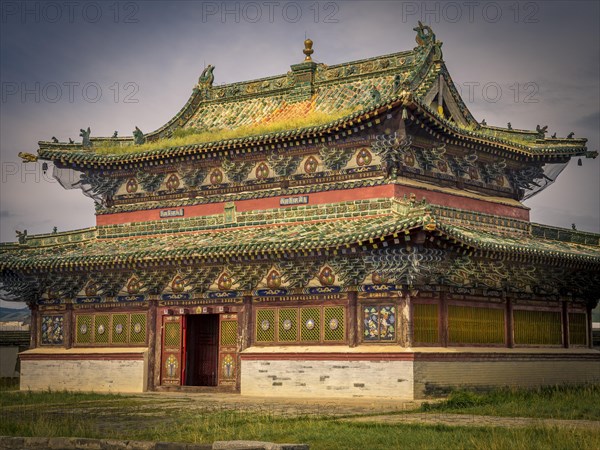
[240,352,415,361]
[393,185,529,220]
[19,353,146,361]
[97,183,528,226]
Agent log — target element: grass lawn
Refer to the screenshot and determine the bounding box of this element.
[0,384,598,450]
[419,384,600,421]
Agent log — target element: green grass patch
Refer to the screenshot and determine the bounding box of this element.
[0,388,124,408]
[1,407,598,450]
[94,108,358,156]
[0,386,599,449]
[420,384,600,420]
[127,412,599,450]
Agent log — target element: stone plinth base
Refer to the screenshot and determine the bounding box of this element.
[19,347,148,393]
[241,346,600,400]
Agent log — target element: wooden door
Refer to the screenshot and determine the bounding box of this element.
[218,313,239,386]
[160,315,184,385]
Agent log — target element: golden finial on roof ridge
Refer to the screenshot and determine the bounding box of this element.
[303,38,314,61]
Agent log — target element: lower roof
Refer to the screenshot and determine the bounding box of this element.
[1,210,599,272]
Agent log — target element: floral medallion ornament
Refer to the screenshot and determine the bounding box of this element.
[282,319,293,331]
[133,322,143,334]
[115,323,124,335]
[255,162,270,180]
[166,173,180,190]
[97,324,105,335]
[404,152,415,167]
[305,318,316,330]
[126,277,141,295]
[318,266,335,286]
[494,175,504,186]
[85,282,98,297]
[356,148,372,166]
[80,323,88,335]
[261,319,271,331]
[266,269,282,289]
[304,156,318,174]
[372,272,389,285]
[329,318,339,330]
[171,275,185,293]
[210,169,223,185]
[126,178,138,193]
[217,272,233,290]
[165,354,178,378]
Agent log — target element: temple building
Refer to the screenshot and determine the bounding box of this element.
[1,24,599,399]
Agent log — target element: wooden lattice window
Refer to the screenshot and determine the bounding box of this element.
[94,315,110,344]
[255,306,346,344]
[300,307,321,342]
[413,303,439,344]
[569,313,587,346]
[130,313,147,344]
[75,315,93,344]
[278,308,298,342]
[74,312,147,346]
[256,309,276,342]
[448,305,505,345]
[324,306,345,342]
[514,310,562,345]
[163,321,181,348]
[220,320,238,346]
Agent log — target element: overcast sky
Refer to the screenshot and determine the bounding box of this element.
[1,1,599,307]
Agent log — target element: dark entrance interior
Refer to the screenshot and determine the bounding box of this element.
[185,314,219,386]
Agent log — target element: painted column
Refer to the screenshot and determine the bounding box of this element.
[29,304,38,348]
[404,292,413,348]
[147,299,158,390]
[348,291,358,347]
[242,295,253,350]
[64,303,73,349]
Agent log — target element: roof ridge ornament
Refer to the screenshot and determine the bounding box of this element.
[303,38,314,61]
[414,21,436,46]
[413,21,442,61]
[198,64,215,87]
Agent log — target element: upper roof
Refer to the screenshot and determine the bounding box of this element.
[26,23,593,169]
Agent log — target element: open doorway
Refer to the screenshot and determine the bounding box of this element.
[184,314,219,386]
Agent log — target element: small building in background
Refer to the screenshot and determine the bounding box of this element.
[0,308,30,380]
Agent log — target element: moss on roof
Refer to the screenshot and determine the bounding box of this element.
[94,107,360,156]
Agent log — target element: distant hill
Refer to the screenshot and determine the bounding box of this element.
[0,307,30,323]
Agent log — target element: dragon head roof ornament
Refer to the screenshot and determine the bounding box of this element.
[413,21,442,61]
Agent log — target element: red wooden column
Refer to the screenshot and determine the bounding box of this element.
[561,300,570,349]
